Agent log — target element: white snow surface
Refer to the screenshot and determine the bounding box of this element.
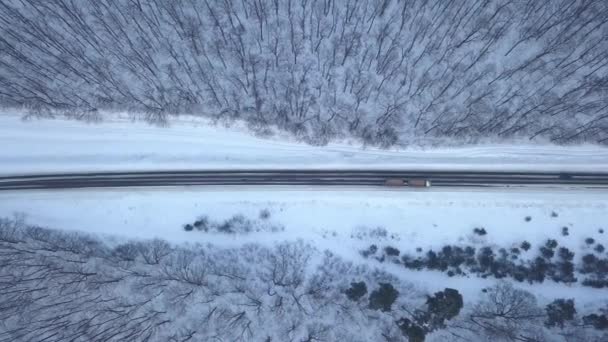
[1,186,606,309]
[1,112,608,175]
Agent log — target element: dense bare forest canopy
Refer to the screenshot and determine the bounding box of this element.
[1,218,607,341]
[0,0,607,146]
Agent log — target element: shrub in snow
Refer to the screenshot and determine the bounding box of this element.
[368,283,399,312]
[586,237,596,245]
[396,289,463,340]
[424,288,463,329]
[217,214,250,233]
[581,254,599,272]
[553,247,577,283]
[368,227,389,239]
[397,318,426,342]
[580,253,608,288]
[185,213,283,234]
[521,241,531,251]
[401,255,425,270]
[583,313,608,330]
[540,246,555,259]
[562,227,569,236]
[545,299,576,328]
[582,279,608,288]
[344,281,367,302]
[525,216,532,222]
[558,247,575,261]
[595,244,605,253]
[361,245,378,258]
[193,216,209,231]
[473,227,487,236]
[527,257,549,283]
[381,239,604,287]
[183,224,194,231]
[384,246,400,257]
[476,247,495,274]
[551,211,559,218]
[259,209,271,220]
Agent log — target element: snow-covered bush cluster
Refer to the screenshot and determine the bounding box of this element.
[1,217,607,341]
[364,238,608,288]
[183,213,284,234]
[1,1,607,146]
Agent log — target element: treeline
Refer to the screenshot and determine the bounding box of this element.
[0,0,607,146]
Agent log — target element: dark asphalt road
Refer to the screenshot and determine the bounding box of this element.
[0,170,607,190]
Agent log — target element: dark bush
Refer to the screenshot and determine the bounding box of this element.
[528,257,548,283]
[552,247,577,283]
[426,250,444,270]
[425,288,463,329]
[402,256,425,270]
[361,245,378,258]
[521,241,531,251]
[551,211,559,218]
[477,247,495,273]
[546,239,558,249]
[583,313,608,330]
[368,283,399,312]
[525,216,532,222]
[545,299,576,328]
[554,261,576,283]
[582,279,608,288]
[259,209,271,220]
[183,224,194,231]
[397,318,426,342]
[345,281,367,301]
[581,254,598,273]
[193,217,209,231]
[473,227,487,236]
[217,215,249,233]
[512,265,529,282]
[558,247,574,261]
[586,237,596,245]
[540,246,555,259]
[384,246,400,257]
[594,244,605,253]
[562,227,569,236]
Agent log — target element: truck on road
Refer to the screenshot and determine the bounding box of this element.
[384,178,431,187]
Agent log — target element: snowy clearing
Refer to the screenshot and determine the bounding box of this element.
[1,186,606,309]
[1,112,608,175]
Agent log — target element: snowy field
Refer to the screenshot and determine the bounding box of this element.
[2,112,608,175]
[1,186,606,308]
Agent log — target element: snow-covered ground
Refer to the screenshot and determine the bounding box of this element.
[1,112,608,175]
[1,186,606,308]
[1,111,607,309]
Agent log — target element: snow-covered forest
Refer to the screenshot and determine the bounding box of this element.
[1,217,607,342]
[1,0,607,146]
